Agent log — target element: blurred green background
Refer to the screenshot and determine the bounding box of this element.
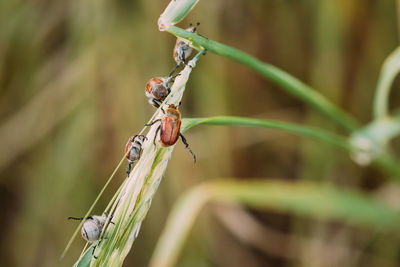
[1,0,400,266]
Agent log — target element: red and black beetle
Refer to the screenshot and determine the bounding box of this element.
[145,74,179,108]
[145,104,196,163]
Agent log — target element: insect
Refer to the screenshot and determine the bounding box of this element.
[125,134,147,175]
[145,74,179,108]
[68,213,114,258]
[169,22,200,76]
[145,104,196,163]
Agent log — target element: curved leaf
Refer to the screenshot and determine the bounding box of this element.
[167,26,359,131]
[182,116,352,151]
[150,179,400,267]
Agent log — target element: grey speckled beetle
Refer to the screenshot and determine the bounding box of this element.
[169,22,200,76]
[125,134,147,175]
[68,214,110,243]
[68,213,114,258]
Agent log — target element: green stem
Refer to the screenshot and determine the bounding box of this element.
[168,26,359,132]
[182,116,352,151]
[182,116,400,180]
[373,46,400,119]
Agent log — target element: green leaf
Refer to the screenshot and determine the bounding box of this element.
[373,46,400,119]
[182,116,352,151]
[75,246,93,267]
[182,116,400,179]
[209,180,400,227]
[158,0,200,31]
[349,111,400,177]
[167,26,359,131]
[149,179,400,267]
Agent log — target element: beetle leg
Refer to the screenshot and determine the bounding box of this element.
[153,125,161,146]
[169,73,181,82]
[169,63,180,77]
[182,52,186,65]
[179,133,196,163]
[166,73,180,87]
[92,245,98,259]
[126,162,132,175]
[161,107,166,114]
[152,99,161,108]
[107,213,115,224]
[138,134,148,141]
[144,119,161,127]
[168,72,180,82]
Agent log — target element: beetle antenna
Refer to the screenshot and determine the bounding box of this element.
[68,216,93,221]
[192,22,200,32]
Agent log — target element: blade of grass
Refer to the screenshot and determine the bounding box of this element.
[158,0,200,31]
[76,246,94,267]
[166,26,359,132]
[182,116,400,179]
[149,179,400,267]
[349,111,400,177]
[182,116,352,151]
[373,46,400,119]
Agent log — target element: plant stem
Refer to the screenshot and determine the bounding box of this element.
[183,116,400,180]
[167,26,359,132]
[182,116,352,151]
[373,46,400,119]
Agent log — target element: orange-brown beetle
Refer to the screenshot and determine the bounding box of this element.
[169,23,200,76]
[145,75,179,108]
[125,134,147,175]
[145,104,196,162]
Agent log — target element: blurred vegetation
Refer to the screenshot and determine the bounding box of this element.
[1,0,400,266]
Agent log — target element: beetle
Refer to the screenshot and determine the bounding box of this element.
[68,213,114,258]
[125,134,147,175]
[145,104,196,163]
[169,23,200,76]
[145,74,179,108]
